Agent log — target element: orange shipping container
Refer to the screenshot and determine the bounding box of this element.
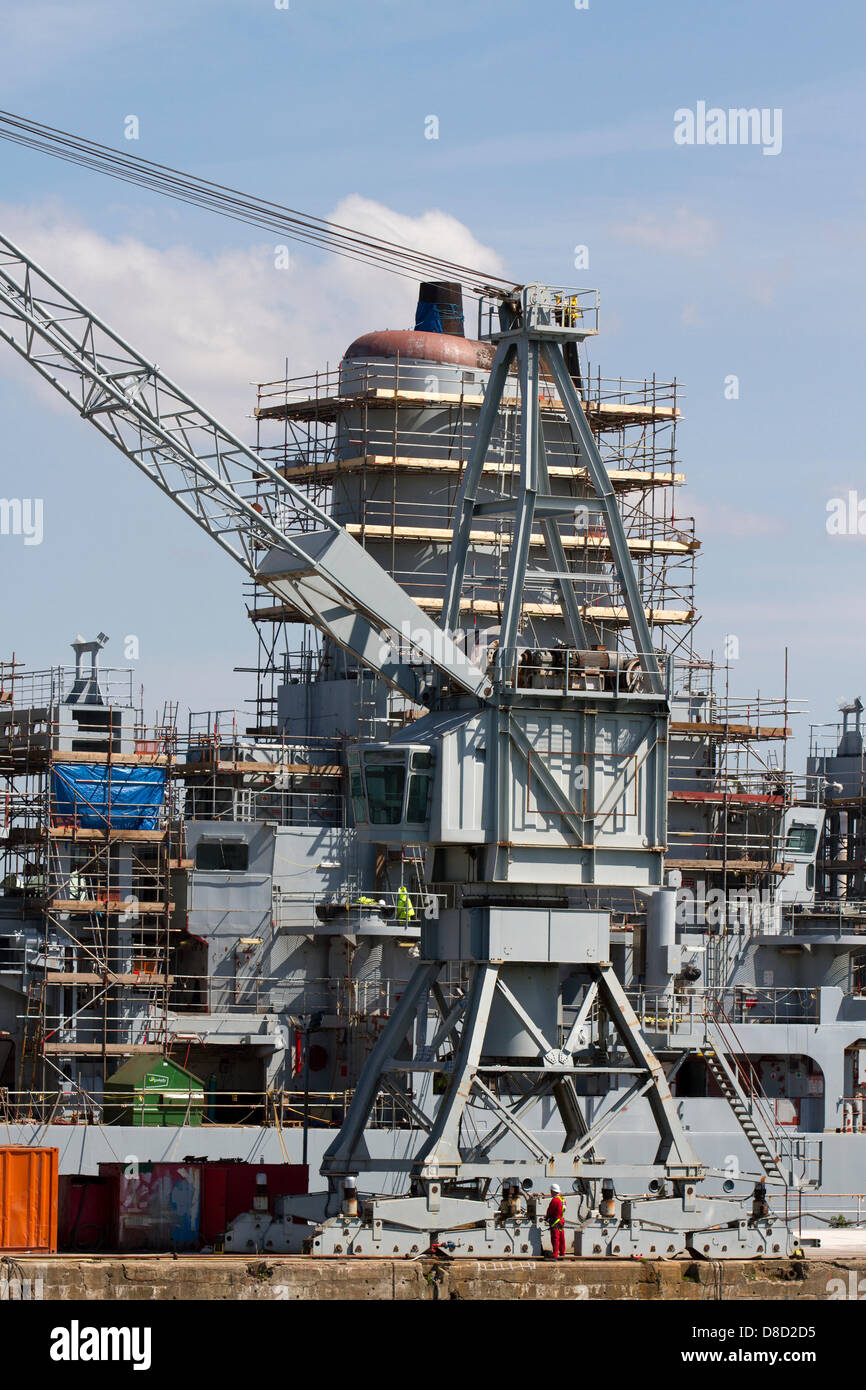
[0,1146,58,1253]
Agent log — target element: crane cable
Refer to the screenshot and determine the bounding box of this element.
[0,109,519,297]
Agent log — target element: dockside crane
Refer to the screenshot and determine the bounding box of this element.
[0,195,793,1258]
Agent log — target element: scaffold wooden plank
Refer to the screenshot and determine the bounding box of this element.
[43,899,173,914]
[257,388,680,425]
[179,760,342,778]
[669,790,784,806]
[250,597,694,625]
[45,972,173,986]
[42,1043,166,1055]
[344,521,698,555]
[670,721,791,739]
[664,857,792,874]
[45,749,170,766]
[45,827,167,842]
[279,454,684,490]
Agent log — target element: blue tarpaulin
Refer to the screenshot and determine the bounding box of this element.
[51,763,166,830]
[414,299,443,333]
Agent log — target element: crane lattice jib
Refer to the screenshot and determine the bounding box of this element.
[0,231,490,700]
[0,231,336,570]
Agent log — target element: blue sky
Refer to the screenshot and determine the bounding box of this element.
[1,0,864,759]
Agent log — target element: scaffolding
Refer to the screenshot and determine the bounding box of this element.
[666,656,814,889]
[181,709,346,826]
[0,660,181,1113]
[809,714,866,900]
[249,355,698,716]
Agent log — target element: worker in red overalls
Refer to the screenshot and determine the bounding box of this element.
[546,1183,566,1259]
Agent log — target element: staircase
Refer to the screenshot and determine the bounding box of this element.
[701,1041,789,1183]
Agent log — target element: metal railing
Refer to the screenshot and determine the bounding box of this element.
[618,986,819,1038]
[0,1086,413,1129]
[0,665,137,712]
[781,902,866,935]
[257,356,672,417]
[183,784,344,826]
[476,286,601,340]
[709,986,819,1025]
[273,886,440,930]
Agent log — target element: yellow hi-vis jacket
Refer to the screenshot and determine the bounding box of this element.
[396,885,415,920]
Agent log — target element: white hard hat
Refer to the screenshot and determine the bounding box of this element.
[344,1176,357,1188]
[550,1183,561,1194]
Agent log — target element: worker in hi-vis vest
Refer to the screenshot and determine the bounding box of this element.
[546,1184,566,1259]
[396,884,415,921]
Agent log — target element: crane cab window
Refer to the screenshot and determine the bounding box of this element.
[406,750,434,824]
[359,746,435,827]
[363,751,407,825]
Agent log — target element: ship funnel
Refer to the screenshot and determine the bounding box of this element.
[414,280,464,336]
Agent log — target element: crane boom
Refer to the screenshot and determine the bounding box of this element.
[0,231,490,701]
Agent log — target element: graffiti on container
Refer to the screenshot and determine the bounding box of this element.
[117,1162,200,1251]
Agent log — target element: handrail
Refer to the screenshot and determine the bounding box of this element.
[0,1085,410,1129]
[708,994,790,1149]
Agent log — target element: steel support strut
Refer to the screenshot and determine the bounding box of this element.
[319,953,701,1186]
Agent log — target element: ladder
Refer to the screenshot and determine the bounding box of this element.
[403,844,427,900]
[700,1041,789,1183]
[15,977,45,1094]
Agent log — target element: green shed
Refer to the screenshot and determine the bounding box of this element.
[104,1056,205,1127]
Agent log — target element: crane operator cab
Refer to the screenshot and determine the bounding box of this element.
[347,744,435,841]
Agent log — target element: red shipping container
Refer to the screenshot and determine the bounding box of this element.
[200,1162,308,1245]
[0,1145,58,1253]
[58,1175,112,1252]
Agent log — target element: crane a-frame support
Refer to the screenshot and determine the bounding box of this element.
[443,284,664,696]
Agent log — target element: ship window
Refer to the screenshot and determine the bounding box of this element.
[786,824,817,855]
[363,754,406,825]
[195,840,249,871]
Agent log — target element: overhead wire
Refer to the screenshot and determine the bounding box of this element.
[0,109,520,296]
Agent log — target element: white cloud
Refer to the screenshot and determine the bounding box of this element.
[0,197,505,433]
[610,207,720,258]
